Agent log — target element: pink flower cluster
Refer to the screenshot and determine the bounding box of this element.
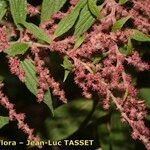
[27,4,39,16]
[0,27,9,52]
[8,57,25,81]
[0,83,39,142]
[31,47,67,103]
[72,48,150,148]
[69,0,79,6]
[126,51,149,71]
[130,0,150,34]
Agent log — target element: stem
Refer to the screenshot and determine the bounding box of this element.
[9,41,50,49]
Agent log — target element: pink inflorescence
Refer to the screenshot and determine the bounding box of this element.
[8,57,25,81]
[130,0,150,34]
[69,0,80,6]
[27,4,39,16]
[0,83,39,142]
[0,27,9,52]
[31,47,67,103]
[126,51,149,71]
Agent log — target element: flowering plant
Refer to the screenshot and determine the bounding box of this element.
[0,0,150,149]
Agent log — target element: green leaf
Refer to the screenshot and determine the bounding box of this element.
[8,0,27,28]
[41,0,67,23]
[138,88,150,108]
[119,0,128,5]
[61,56,73,71]
[63,70,70,82]
[0,116,9,128]
[74,5,95,36]
[126,38,133,55]
[20,59,38,95]
[119,38,133,56]
[54,0,67,13]
[54,0,87,37]
[119,47,127,56]
[98,124,110,150]
[0,0,7,21]
[5,43,29,56]
[74,36,85,49]
[92,56,102,65]
[44,99,93,140]
[41,0,54,23]
[0,9,6,22]
[61,56,73,82]
[132,30,150,42]
[22,22,51,44]
[110,113,135,150]
[88,0,99,17]
[43,88,54,115]
[0,75,4,82]
[146,114,150,121]
[91,53,107,65]
[20,59,54,114]
[112,16,130,32]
